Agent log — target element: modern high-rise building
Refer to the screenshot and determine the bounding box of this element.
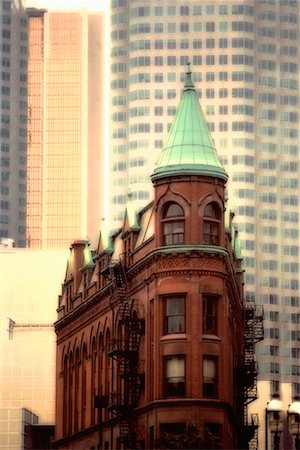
[109,1,299,447]
[0,0,28,247]
[26,8,104,249]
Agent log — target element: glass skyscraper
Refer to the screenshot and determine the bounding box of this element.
[26,8,104,249]
[108,0,300,434]
[0,0,28,247]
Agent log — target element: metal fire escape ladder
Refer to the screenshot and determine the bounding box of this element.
[243,302,264,450]
[109,260,131,319]
[107,260,145,449]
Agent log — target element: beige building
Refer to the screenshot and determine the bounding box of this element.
[0,247,68,449]
[26,8,104,249]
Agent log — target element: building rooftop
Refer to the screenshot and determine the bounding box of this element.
[151,64,228,183]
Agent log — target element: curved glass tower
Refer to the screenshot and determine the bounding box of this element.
[109,2,300,433]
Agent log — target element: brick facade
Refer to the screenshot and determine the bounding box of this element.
[54,72,252,450]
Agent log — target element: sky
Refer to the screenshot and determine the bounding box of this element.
[25,0,109,10]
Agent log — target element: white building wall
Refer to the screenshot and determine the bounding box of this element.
[0,248,67,449]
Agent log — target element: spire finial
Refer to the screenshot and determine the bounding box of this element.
[184,61,195,91]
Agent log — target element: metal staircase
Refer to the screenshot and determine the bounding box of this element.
[243,302,264,450]
[105,259,145,449]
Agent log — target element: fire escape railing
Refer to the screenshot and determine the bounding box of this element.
[243,302,264,450]
[104,259,145,449]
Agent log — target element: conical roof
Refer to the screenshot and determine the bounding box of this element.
[151,65,228,182]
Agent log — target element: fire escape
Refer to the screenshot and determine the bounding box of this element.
[104,258,145,449]
[243,302,264,450]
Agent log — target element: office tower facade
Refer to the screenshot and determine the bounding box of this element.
[109,1,299,446]
[0,0,28,247]
[26,8,104,249]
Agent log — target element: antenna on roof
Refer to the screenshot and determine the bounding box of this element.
[184,61,195,91]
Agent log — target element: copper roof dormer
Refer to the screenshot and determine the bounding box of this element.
[151,63,228,183]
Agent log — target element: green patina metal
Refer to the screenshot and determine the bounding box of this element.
[148,244,229,258]
[124,201,140,232]
[151,64,228,183]
[83,245,95,269]
[233,229,243,261]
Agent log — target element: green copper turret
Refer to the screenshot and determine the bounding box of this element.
[151,64,228,183]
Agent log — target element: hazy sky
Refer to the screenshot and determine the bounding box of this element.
[25,0,108,10]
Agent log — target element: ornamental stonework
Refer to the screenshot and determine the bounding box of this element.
[157,256,190,270]
[194,258,225,272]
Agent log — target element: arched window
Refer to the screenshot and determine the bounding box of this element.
[104,329,111,420]
[203,202,221,245]
[63,355,68,437]
[68,352,74,434]
[74,348,80,432]
[162,203,185,245]
[81,345,87,429]
[97,333,104,423]
[91,338,97,426]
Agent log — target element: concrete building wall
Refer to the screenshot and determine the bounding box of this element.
[0,248,68,449]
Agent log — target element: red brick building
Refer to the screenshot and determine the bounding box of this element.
[54,69,263,450]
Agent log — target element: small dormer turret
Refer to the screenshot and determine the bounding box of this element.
[151,65,228,248]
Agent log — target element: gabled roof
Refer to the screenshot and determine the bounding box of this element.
[151,64,228,183]
[96,223,114,255]
[122,201,140,233]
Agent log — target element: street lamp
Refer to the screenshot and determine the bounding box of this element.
[288,398,300,450]
[266,396,284,450]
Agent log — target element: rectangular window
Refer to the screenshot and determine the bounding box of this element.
[167,39,176,49]
[167,56,176,66]
[203,357,218,398]
[155,23,163,33]
[219,72,228,81]
[149,426,155,450]
[293,383,300,398]
[155,56,163,66]
[159,423,186,442]
[206,22,215,32]
[219,38,228,48]
[270,346,279,356]
[164,296,185,334]
[180,6,189,15]
[193,39,202,49]
[271,380,280,397]
[180,23,189,32]
[180,39,189,49]
[206,38,215,48]
[206,55,215,65]
[164,357,185,397]
[219,105,228,114]
[204,209,219,233]
[219,122,228,132]
[203,295,218,334]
